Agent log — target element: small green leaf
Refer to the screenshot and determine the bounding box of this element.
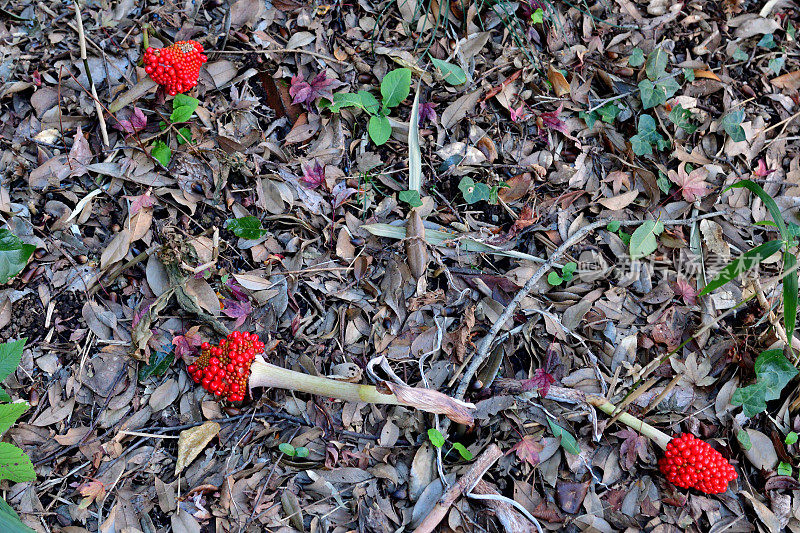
[732,47,749,61]
[295,447,310,458]
[786,431,798,445]
[358,90,381,115]
[669,104,698,134]
[769,56,785,76]
[0,403,27,436]
[639,79,666,109]
[698,240,783,296]
[658,174,671,193]
[758,33,776,49]
[225,216,268,240]
[683,68,695,81]
[631,132,653,156]
[731,381,768,417]
[657,77,680,99]
[721,109,746,142]
[788,22,796,40]
[562,262,577,277]
[451,442,473,460]
[329,92,366,112]
[630,220,664,259]
[170,94,199,123]
[607,221,621,232]
[428,428,445,448]
[278,442,296,456]
[628,47,645,67]
[737,429,752,450]
[778,461,792,476]
[579,111,598,128]
[0,443,35,482]
[547,418,580,455]
[151,141,171,166]
[0,389,10,403]
[597,103,621,124]
[398,190,423,207]
[547,271,563,286]
[755,349,798,401]
[0,339,26,383]
[368,114,392,145]
[380,68,412,109]
[0,231,34,285]
[430,58,467,85]
[645,48,669,81]
[138,350,174,381]
[531,7,544,23]
[177,127,193,145]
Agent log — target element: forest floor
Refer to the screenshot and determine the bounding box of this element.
[2,0,800,531]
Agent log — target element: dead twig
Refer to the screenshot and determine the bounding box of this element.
[73,0,109,147]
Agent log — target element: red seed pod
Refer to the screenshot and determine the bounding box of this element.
[658,433,737,494]
[185,331,266,403]
[142,40,207,95]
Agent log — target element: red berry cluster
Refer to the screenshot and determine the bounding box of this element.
[143,41,207,96]
[658,433,738,494]
[186,331,265,402]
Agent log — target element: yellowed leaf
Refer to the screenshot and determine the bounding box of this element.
[175,421,221,475]
[598,190,639,211]
[771,70,800,91]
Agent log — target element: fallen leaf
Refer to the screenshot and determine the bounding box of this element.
[175,421,221,475]
[668,163,709,202]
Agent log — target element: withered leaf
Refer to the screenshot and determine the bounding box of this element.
[175,421,221,475]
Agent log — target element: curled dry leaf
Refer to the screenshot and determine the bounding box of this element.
[175,421,221,475]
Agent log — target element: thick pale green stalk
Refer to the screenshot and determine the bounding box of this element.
[248,357,475,425]
[249,360,401,405]
[587,396,671,450]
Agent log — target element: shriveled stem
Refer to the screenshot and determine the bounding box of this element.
[249,357,475,425]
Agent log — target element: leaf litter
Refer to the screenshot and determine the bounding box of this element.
[1,0,800,531]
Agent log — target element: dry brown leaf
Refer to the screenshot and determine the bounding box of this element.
[100,229,131,270]
[547,64,570,97]
[771,70,800,91]
[598,190,638,211]
[175,421,221,475]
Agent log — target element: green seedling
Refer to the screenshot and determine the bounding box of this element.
[458,177,508,205]
[427,428,474,461]
[278,442,310,458]
[150,94,198,166]
[548,261,577,286]
[325,68,412,146]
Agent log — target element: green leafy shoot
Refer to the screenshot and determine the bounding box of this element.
[630,114,669,156]
[225,216,268,240]
[548,261,577,286]
[669,104,698,134]
[531,7,544,24]
[737,429,752,450]
[777,461,792,476]
[458,177,507,205]
[786,431,798,445]
[428,428,445,448]
[731,349,798,417]
[138,350,174,381]
[279,442,308,458]
[0,231,35,285]
[151,140,171,166]
[170,94,199,123]
[451,442,473,461]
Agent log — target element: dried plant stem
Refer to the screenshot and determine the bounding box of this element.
[454,212,727,401]
[73,0,109,147]
[249,358,475,424]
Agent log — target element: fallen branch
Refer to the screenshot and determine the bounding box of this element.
[413,444,503,533]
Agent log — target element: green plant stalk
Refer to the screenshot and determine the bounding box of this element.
[586,395,671,450]
[250,359,402,405]
[248,357,475,425]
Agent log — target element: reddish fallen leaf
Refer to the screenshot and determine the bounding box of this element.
[771,70,800,91]
[668,163,709,202]
[259,71,302,123]
[673,278,697,306]
[556,480,589,514]
[615,428,653,470]
[509,435,544,467]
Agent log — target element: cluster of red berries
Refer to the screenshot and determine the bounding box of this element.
[143,40,207,96]
[658,433,738,494]
[186,331,265,402]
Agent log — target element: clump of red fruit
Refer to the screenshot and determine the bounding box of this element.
[143,40,207,96]
[658,432,737,494]
[186,331,265,402]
